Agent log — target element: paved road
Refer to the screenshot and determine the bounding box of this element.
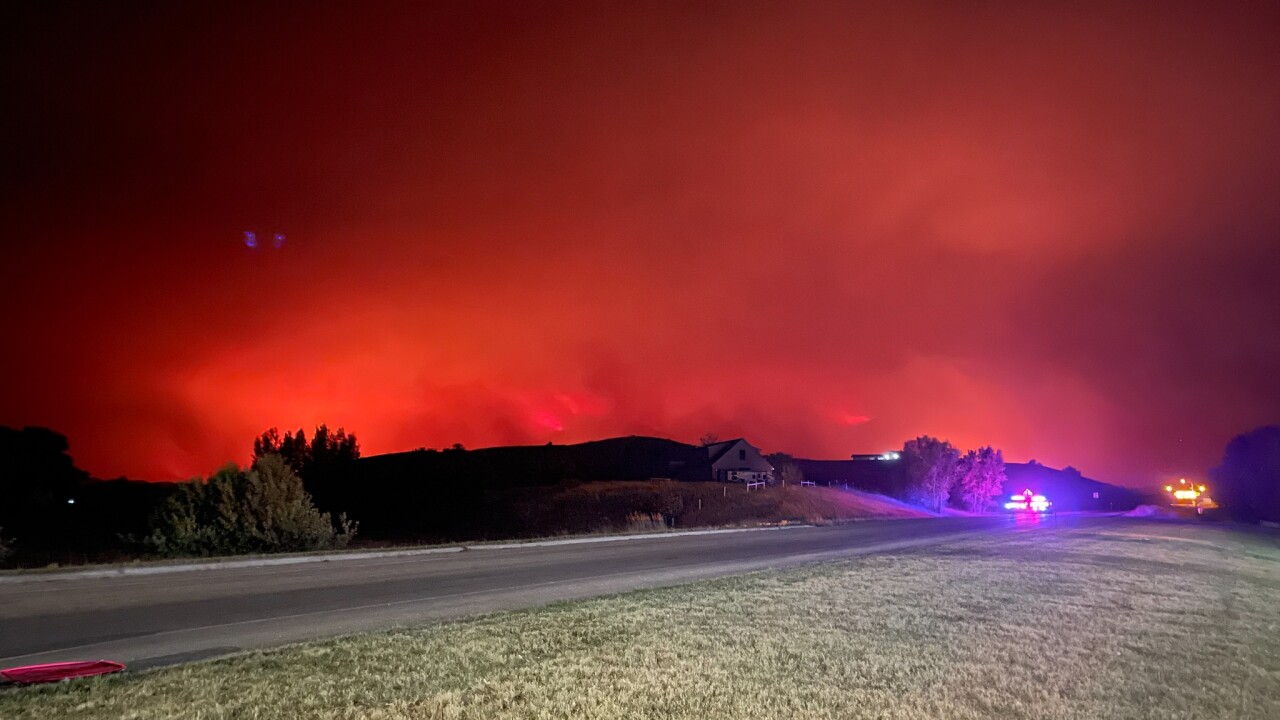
[0,515,1083,670]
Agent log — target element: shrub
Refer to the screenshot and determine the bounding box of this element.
[145,454,357,557]
[658,493,684,526]
[624,512,666,533]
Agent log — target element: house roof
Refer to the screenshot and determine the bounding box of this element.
[705,438,748,464]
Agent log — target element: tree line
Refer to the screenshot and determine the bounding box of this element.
[144,426,361,555]
[1212,426,1280,523]
[900,436,1007,513]
[0,424,361,565]
[3,423,1279,567]
[772,436,1007,513]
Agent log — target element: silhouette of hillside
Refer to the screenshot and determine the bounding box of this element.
[297,437,951,542]
[792,458,904,495]
[309,440,1154,540]
[792,456,1148,512]
[364,435,708,484]
[308,436,711,539]
[1003,462,1152,511]
[1,426,177,565]
[3,426,1155,567]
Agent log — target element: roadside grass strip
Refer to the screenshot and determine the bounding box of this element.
[2,520,1277,719]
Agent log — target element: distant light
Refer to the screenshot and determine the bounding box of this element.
[1179,478,1186,484]
[1164,485,1173,492]
[272,233,286,249]
[1198,485,1206,492]
[243,231,257,248]
[67,498,75,505]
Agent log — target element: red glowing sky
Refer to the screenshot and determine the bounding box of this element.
[3,2,1278,485]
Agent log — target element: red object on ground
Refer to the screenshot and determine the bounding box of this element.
[1,660,125,684]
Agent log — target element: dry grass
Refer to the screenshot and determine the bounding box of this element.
[528,480,933,533]
[2,520,1277,719]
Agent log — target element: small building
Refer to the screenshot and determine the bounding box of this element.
[705,438,774,483]
[851,452,901,461]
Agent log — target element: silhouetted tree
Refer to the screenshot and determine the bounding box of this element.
[902,436,961,512]
[765,452,805,486]
[253,425,361,522]
[0,426,90,545]
[253,424,359,480]
[253,427,283,463]
[954,446,1007,512]
[699,433,720,447]
[1211,426,1280,523]
[783,464,805,486]
[146,454,356,557]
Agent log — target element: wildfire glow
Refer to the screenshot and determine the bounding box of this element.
[3,3,1279,483]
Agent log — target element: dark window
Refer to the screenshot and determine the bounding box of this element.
[739,449,746,461]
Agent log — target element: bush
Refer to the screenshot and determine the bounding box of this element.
[145,454,357,557]
[624,512,666,533]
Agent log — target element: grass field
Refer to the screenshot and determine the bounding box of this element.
[543,480,935,527]
[489,480,933,540]
[2,519,1277,719]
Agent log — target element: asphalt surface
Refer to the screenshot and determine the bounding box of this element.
[0,514,1084,670]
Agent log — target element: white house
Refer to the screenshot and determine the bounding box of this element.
[705,438,774,483]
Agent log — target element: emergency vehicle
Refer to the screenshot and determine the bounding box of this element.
[1004,488,1051,514]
